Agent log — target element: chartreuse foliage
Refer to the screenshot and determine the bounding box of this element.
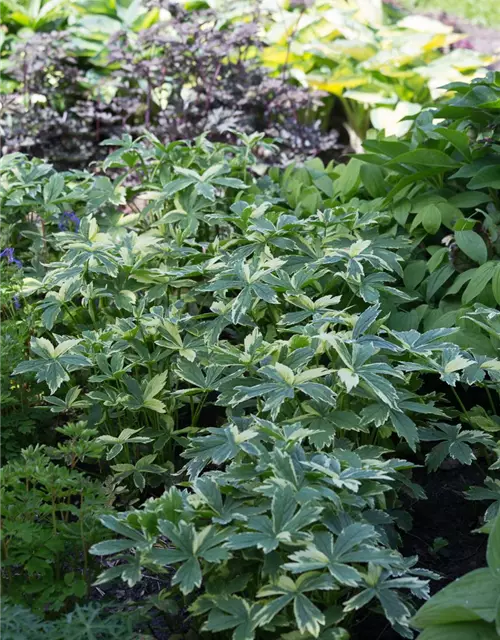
[411,515,500,639]
[213,0,492,141]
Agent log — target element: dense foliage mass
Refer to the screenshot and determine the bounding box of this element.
[1,67,500,638]
[0,0,493,165]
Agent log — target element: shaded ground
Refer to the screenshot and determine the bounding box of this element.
[402,464,487,587]
[351,463,487,639]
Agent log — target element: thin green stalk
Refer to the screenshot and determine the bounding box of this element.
[486,386,496,414]
[452,387,470,423]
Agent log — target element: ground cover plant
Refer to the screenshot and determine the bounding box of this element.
[2,28,500,640]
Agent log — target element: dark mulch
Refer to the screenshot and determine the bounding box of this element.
[351,462,487,639]
[402,463,487,587]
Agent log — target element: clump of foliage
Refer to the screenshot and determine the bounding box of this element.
[0,600,142,640]
[356,71,500,356]
[218,0,493,143]
[3,117,498,637]
[0,445,111,612]
[2,67,500,639]
[1,0,494,167]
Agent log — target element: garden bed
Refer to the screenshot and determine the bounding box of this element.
[2,2,500,640]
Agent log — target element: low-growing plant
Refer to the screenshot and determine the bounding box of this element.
[353,72,500,354]
[3,63,500,637]
[0,599,142,639]
[0,5,334,167]
[0,445,111,612]
[215,0,492,144]
[5,127,499,636]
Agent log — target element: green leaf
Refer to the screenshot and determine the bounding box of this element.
[390,411,418,451]
[421,204,442,235]
[462,262,497,304]
[203,596,261,640]
[403,261,427,290]
[334,159,362,200]
[196,182,216,201]
[426,264,456,300]
[43,173,64,203]
[492,265,500,306]
[360,164,386,198]
[418,621,499,640]
[455,230,488,265]
[388,149,459,170]
[143,370,169,401]
[163,177,195,197]
[467,166,500,190]
[434,127,472,161]
[294,593,325,637]
[411,568,500,627]
[89,539,137,555]
[487,516,500,575]
[449,191,491,209]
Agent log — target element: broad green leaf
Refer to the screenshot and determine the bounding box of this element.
[492,265,500,305]
[411,568,500,626]
[455,230,488,265]
[448,191,491,209]
[421,204,442,235]
[487,516,500,575]
[403,261,427,289]
[467,166,500,190]
[418,621,499,640]
[462,262,497,304]
[89,539,137,555]
[387,149,458,170]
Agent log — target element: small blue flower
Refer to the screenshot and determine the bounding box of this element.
[13,295,21,310]
[58,211,80,231]
[0,248,22,268]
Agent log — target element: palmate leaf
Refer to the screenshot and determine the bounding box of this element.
[257,572,336,637]
[389,328,458,355]
[226,485,322,553]
[399,347,475,387]
[203,596,262,640]
[233,364,335,419]
[419,423,493,472]
[12,337,91,393]
[192,476,252,525]
[344,568,428,630]
[389,410,419,451]
[285,524,377,587]
[149,521,232,594]
[182,424,259,477]
[466,478,500,522]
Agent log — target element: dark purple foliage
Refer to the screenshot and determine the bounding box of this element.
[1,5,338,168]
